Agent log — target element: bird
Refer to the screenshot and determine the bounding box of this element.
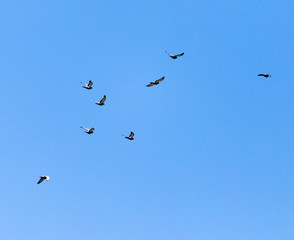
[37,176,50,184]
[258,74,271,78]
[95,95,106,106]
[165,51,184,59]
[146,77,165,87]
[81,126,95,134]
[124,132,134,140]
[81,80,93,89]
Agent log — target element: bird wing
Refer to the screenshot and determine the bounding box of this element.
[129,132,134,138]
[155,76,165,84]
[165,51,173,57]
[175,52,184,57]
[88,80,93,87]
[146,82,155,87]
[81,126,89,131]
[258,74,265,76]
[100,95,106,104]
[89,128,95,133]
[37,177,45,184]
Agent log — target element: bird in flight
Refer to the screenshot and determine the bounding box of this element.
[95,95,106,106]
[258,74,271,78]
[81,80,93,89]
[81,126,95,134]
[37,176,50,184]
[165,51,184,59]
[146,76,165,87]
[124,132,134,140]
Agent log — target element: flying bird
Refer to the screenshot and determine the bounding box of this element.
[37,176,50,184]
[165,51,184,59]
[146,76,165,87]
[81,126,95,134]
[81,80,93,89]
[124,132,134,140]
[258,74,271,78]
[95,95,106,106]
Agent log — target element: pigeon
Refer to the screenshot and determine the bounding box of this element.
[95,95,106,106]
[124,132,134,140]
[165,51,184,59]
[81,80,93,89]
[258,74,271,78]
[146,77,165,87]
[81,126,95,134]
[37,176,50,184]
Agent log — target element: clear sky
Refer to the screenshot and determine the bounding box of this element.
[1,1,294,239]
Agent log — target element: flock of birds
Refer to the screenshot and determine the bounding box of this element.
[36,51,271,185]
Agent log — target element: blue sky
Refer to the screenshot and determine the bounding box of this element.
[1,0,294,239]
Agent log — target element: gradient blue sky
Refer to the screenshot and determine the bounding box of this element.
[1,1,294,239]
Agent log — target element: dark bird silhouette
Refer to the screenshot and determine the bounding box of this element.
[81,126,95,134]
[165,51,184,59]
[81,80,93,89]
[37,176,50,184]
[146,77,165,87]
[258,74,271,78]
[95,95,106,106]
[124,132,134,140]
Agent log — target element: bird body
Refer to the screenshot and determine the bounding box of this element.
[37,176,50,184]
[124,132,134,140]
[258,74,271,78]
[81,80,93,89]
[146,76,165,87]
[165,51,184,59]
[81,126,95,134]
[95,95,106,106]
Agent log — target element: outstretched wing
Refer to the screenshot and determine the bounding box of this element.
[88,80,93,87]
[175,52,184,57]
[89,128,95,133]
[100,95,106,104]
[155,76,165,84]
[258,74,265,76]
[37,177,45,184]
[165,51,173,57]
[129,132,134,138]
[146,82,155,87]
[81,126,89,131]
